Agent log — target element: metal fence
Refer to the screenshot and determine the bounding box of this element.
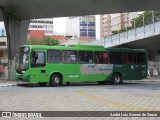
[80,12,160,48]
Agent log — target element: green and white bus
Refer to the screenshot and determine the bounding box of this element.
[15,45,147,86]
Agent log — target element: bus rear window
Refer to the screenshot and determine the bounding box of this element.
[137,52,145,63]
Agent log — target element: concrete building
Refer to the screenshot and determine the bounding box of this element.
[100,12,138,38]
[0,29,8,78]
[29,18,54,36]
[0,28,7,64]
[66,16,96,39]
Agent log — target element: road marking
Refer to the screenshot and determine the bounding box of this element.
[79,90,155,111]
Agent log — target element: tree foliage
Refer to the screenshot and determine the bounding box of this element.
[27,36,59,45]
[112,11,160,34]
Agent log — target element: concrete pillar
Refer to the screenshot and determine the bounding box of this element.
[7,20,29,80]
[1,7,29,79]
[5,20,29,60]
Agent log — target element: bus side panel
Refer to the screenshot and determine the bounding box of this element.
[47,64,80,83]
[122,64,141,80]
[30,66,49,83]
[94,74,108,82]
[80,64,112,82]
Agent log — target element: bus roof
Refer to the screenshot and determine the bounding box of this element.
[20,44,106,51]
[106,47,146,52]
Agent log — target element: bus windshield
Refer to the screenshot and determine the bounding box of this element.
[16,47,30,73]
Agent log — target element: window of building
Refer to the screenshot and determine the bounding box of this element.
[47,50,61,63]
[0,42,6,46]
[78,51,93,64]
[62,50,77,63]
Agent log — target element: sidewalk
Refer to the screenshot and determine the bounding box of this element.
[125,76,160,83]
[0,79,25,87]
[0,77,159,87]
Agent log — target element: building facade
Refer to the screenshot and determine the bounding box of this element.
[100,12,138,38]
[66,16,96,39]
[29,18,54,36]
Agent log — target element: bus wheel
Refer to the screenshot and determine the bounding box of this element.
[50,74,62,87]
[38,82,46,86]
[112,73,122,84]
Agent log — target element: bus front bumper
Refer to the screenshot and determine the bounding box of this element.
[16,74,30,82]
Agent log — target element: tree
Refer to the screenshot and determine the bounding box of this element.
[131,11,160,28]
[27,36,59,45]
[27,38,41,45]
[43,36,59,45]
[112,11,160,35]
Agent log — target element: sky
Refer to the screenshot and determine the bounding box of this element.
[0,15,101,39]
[0,22,4,29]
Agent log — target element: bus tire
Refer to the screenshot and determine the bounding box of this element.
[112,73,122,84]
[50,74,62,87]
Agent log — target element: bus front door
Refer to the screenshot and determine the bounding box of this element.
[30,51,47,83]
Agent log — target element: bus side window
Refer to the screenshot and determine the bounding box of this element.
[130,53,136,64]
[124,53,136,64]
[62,50,77,63]
[137,52,145,63]
[31,51,45,67]
[94,52,108,64]
[124,53,130,64]
[103,52,108,63]
[78,51,93,64]
[47,50,61,63]
[109,52,122,64]
[32,51,37,64]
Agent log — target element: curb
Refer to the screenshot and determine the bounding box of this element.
[0,84,17,87]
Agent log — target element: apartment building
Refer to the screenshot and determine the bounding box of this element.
[66,16,96,39]
[29,18,54,36]
[100,12,138,38]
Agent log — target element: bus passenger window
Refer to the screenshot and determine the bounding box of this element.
[137,52,145,63]
[130,53,136,63]
[124,53,136,64]
[35,52,45,64]
[31,51,45,67]
[62,50,77,63]
[78,51,93,64]
[109,52,122,64]
[94,52,108,64]
[48,50,61,63]
[124,53,130,64]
